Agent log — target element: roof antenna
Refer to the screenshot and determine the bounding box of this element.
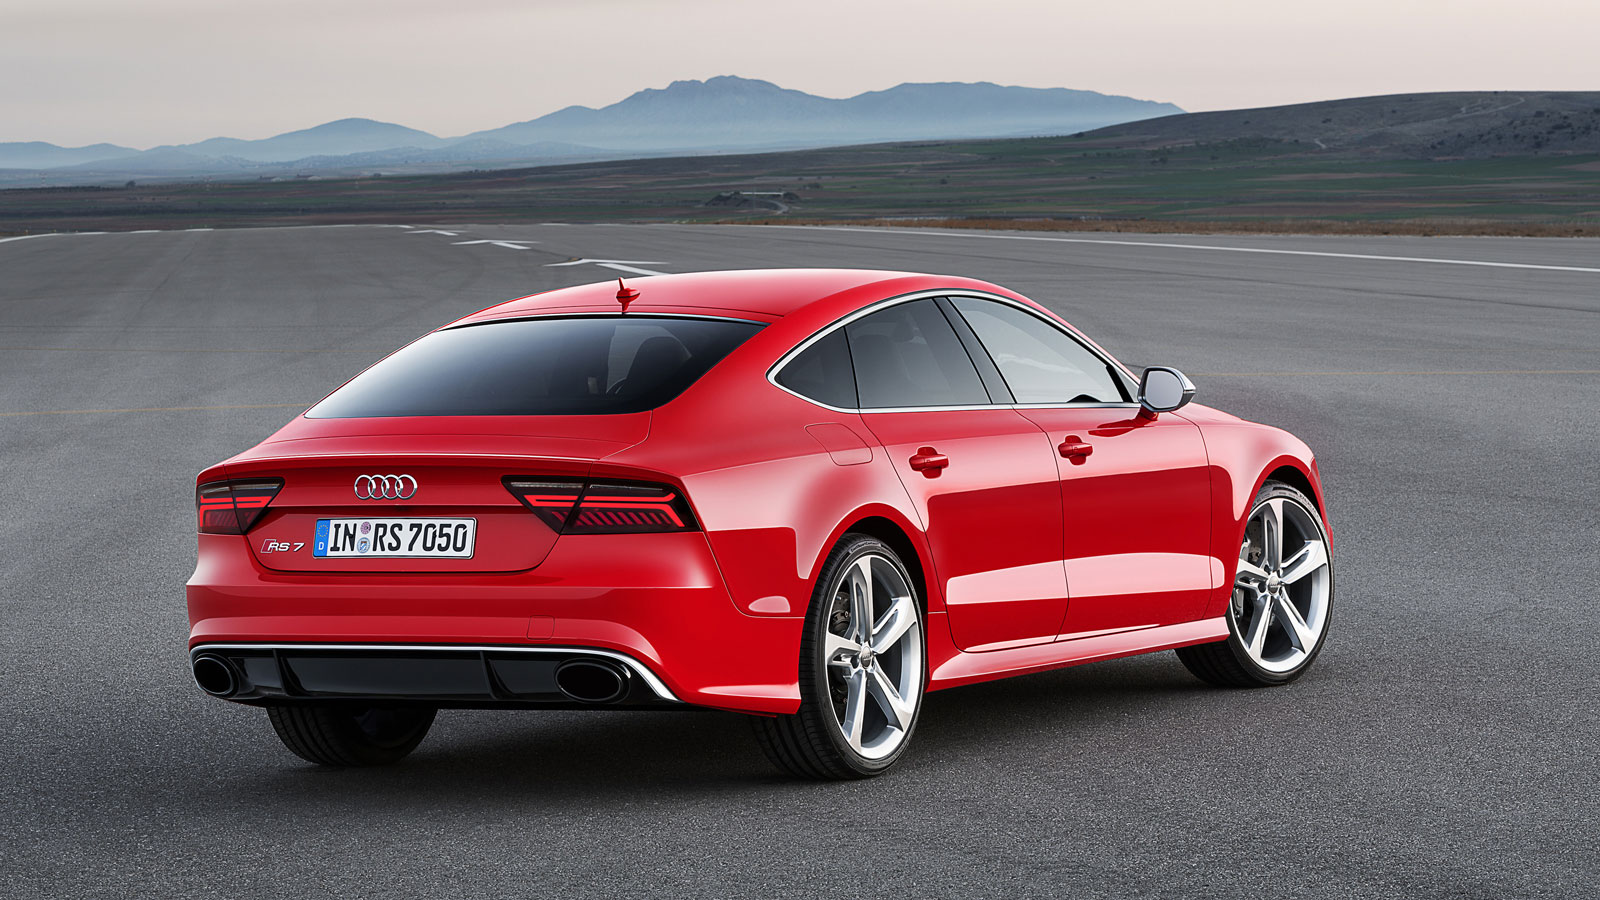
[615,278,640,313]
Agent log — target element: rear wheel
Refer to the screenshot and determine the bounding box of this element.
[753,536,925,779]
[1178,480,1333,687]
[266,704,436,766]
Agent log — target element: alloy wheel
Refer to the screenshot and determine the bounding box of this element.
[1232,496,1332,673]
[822,553,924,760]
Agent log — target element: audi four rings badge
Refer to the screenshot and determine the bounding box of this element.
[354,474,417,500]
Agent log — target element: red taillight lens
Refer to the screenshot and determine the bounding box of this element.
[502,478,585,531]
[196,479,282,534]
[567,481,695,533]
[503,478,697,534]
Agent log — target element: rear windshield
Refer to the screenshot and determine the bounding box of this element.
[306,316,763,417]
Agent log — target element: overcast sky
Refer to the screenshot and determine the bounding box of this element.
[7,0,1598,147]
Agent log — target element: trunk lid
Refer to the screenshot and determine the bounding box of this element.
[225,414,648,573]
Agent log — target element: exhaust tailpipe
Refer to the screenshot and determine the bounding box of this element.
[555,659,630,704]
[192,654,239,698]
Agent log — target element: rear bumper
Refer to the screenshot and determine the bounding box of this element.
[186,530,805,714]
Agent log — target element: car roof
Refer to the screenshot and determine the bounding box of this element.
[453,268,1001,324]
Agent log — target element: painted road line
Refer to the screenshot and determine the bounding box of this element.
[755,225,1600,274]
[0,234,61,245]
[598,263,669,276]
[1193,369,1600,376]
[546,258,670,276]
[452,240,539,249]
[405,229,460,236]
[0,402,311,417]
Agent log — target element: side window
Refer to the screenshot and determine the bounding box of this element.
[845,299,989,409]
[950,297,1128,404]
[775,329,857,408]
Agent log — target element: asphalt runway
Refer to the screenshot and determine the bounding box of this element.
[2,223,1596,898]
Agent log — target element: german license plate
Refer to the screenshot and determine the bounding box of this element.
[313,518,476,558]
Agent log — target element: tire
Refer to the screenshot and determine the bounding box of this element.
[1178,479,1334,687]
[266,704,437,766]
[753,535,926,779]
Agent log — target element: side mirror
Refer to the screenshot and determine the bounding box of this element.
[1137,366,1195,417]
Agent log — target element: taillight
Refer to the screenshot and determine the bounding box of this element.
[567,481,696,533]
[501,478,585,531]
[196,479,282,534]
[503,478,697,534]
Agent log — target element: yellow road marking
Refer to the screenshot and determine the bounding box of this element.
[0,403,309,417]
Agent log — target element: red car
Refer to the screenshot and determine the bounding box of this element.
[188,269,1333,778]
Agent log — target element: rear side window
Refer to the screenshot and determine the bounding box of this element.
[950,297,1129,404]
[845,299,989,409]
[775,329,857,408]
[306,316,762,417]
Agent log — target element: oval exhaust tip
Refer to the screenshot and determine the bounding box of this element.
[192,655,238,698]
[555,659,629,704]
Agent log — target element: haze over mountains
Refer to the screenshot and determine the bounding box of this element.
[0,76,1180,184]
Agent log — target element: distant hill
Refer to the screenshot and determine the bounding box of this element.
[175,118,448,162]
[464,76,1181,150]
[0,141,138,169]
[0,77,1180,184]
[1076,91,1600,157]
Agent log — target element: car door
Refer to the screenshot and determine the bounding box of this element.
[945,295,1213,637]
[844,297,1069,652]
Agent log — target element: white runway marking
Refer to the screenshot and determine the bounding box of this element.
[405,229,460,236]
[451,240,538,250]
[757,225,1600,274]
[546,258,670,276]
[597,263,669,276]
[0,234,60,245]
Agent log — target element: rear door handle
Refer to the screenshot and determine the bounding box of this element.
[908,446,949,476]
[1059,436,1094,459]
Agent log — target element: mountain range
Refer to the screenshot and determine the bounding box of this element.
[0,77,1180,183]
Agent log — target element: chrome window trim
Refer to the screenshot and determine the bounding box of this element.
[189,642,680,702]
[767,288,1141,414]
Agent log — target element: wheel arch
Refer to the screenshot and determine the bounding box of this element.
[837,515,933,617]
[1235,454,1328,557]
[1263,463,1321,513]
[1195,423,1328,620]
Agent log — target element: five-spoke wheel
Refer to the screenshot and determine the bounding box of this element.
[754,535,925,778]
[1178,480,1334,686]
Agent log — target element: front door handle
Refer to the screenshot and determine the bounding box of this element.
[1059,436,1094,460]
[908,446,949,476]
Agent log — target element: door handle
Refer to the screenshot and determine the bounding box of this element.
[908,446,949,476]
[1059,436,1094,460]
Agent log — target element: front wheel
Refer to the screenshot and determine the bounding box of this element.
[266,704,436,766]
[1177,480,1334,687]
[753,536,926,779]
